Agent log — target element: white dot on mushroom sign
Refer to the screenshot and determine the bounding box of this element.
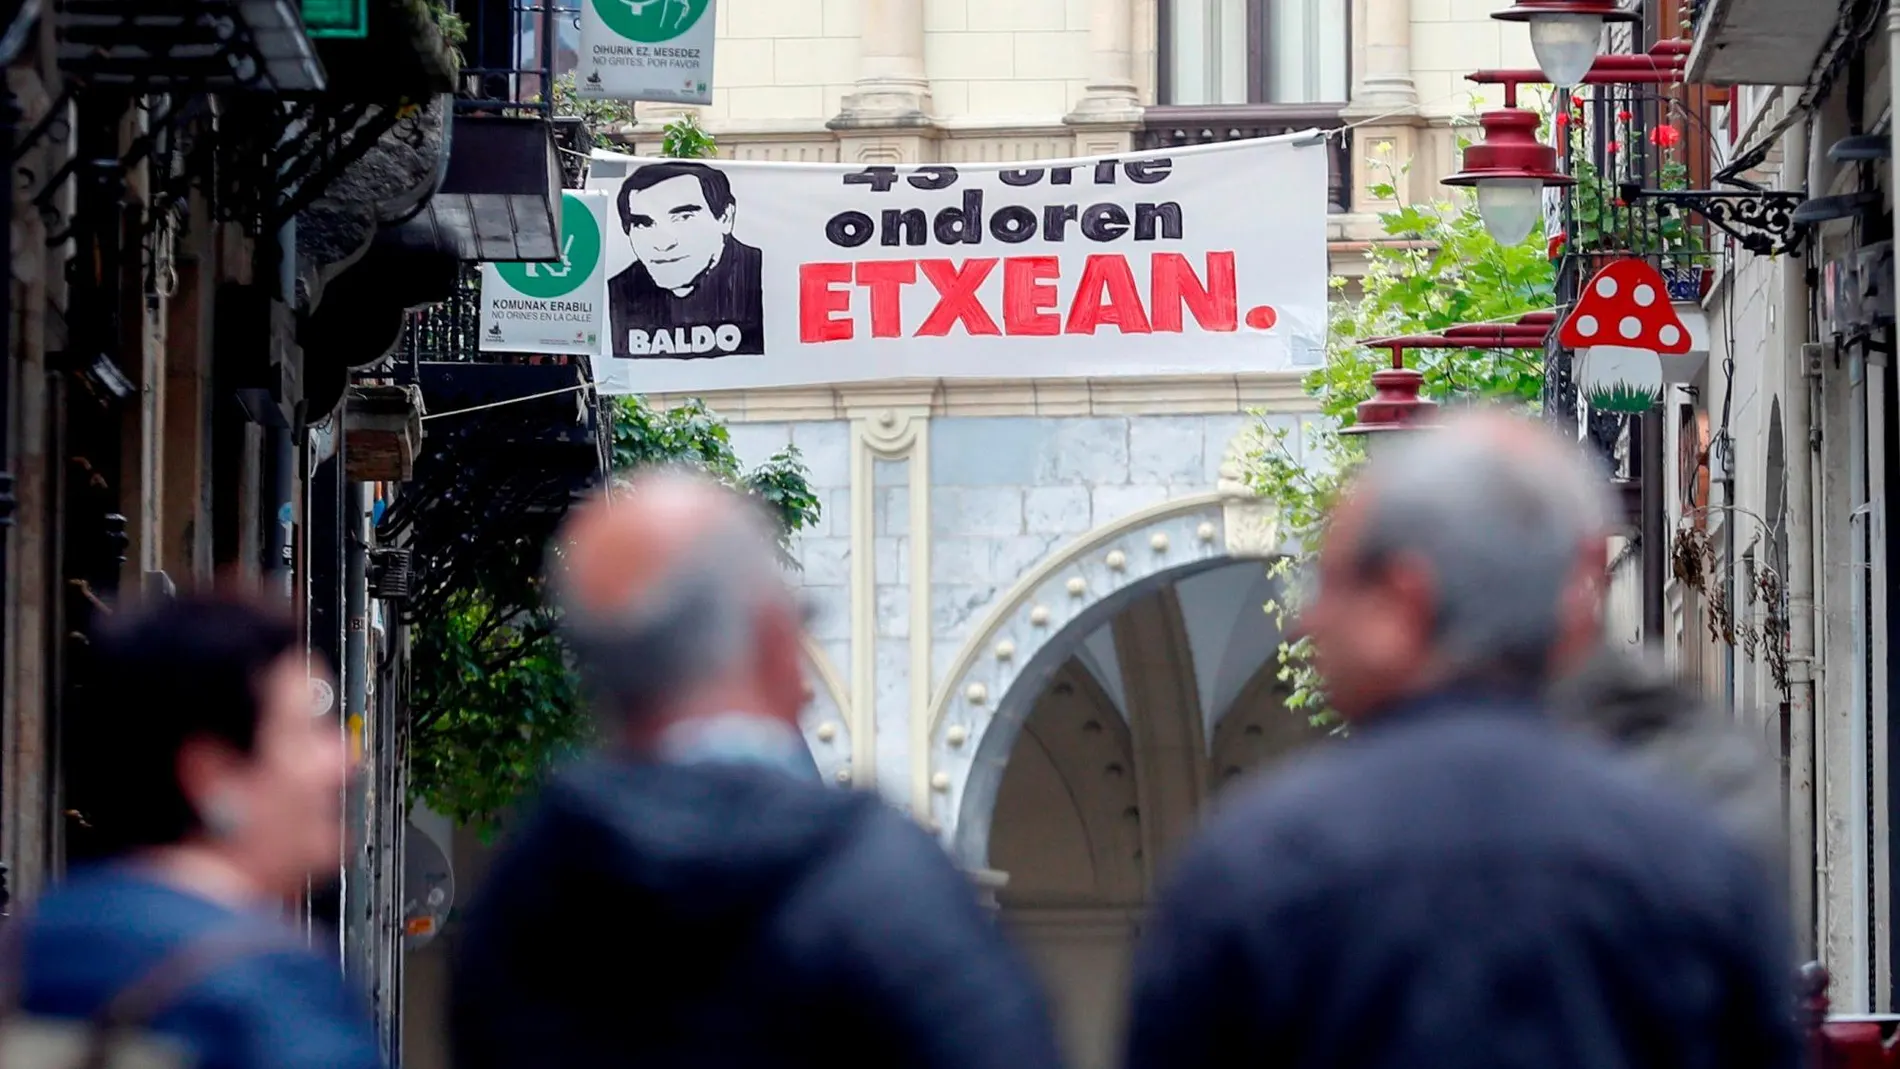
[1596,277,1618,298]
[1659,324,1680,347]
[1576,315,1598,337]
[1633,285,1655,307]
[1619,316,1642,339]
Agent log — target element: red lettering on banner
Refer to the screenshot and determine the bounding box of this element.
[1003,257,1061,336]
[800,263,854,342]
[1065,254,1151,335]
[796,253,1256,343]
[917,259,1002,337]
[1150,251,1236,333]
[855,261,916,338]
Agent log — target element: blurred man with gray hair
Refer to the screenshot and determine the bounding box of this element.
[450,470,1062,1069]
[1124,410,1799,1069]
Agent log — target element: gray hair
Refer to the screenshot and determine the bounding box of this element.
[1349,412,1617,687]
[552,484,791,719]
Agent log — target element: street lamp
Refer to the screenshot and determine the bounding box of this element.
[1492,0,1642,88]
[1341,338,1442,452]
[1441,86,1572,247]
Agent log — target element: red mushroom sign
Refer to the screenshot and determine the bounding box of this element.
[1558,258,1691,414]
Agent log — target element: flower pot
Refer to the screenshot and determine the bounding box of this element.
[1660,262,1712,303]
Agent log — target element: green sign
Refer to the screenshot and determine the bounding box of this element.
[495,193,603,300]
[592,0,712,44]
[302,0,369,39]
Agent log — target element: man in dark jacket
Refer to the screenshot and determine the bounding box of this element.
[1547,645,1785,876]
[1124,411,1799,1069]
[450,472,1062,1069]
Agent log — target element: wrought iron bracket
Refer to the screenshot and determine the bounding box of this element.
[1631,188,1809,257]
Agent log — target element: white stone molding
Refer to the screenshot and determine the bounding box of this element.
[924,491,1289,867]
[847,401,935,817]
[639,371,1320,425]
[1217,425,1281,558]
[798,635,853,785]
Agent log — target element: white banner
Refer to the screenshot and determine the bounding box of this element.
[577,0,714,104]
[480,191,610,355]
[585,136,1329,394]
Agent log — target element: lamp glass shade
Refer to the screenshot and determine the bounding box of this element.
[1475,177,1545,247]
[1526,12,1604,86]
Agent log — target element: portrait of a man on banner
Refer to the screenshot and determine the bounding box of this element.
[608,160,766,359]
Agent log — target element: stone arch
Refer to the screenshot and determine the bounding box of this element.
[924,481,1287,867]
[797,637,853,785]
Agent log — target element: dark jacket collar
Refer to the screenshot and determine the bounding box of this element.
[1360,685,1546,732]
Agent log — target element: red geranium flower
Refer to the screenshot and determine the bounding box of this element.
[1650,125,1682,147]
[1617,109,1633,122]
[1572,93,1586,107]
[1555,111,1570,128]
[1607,140,1621,153]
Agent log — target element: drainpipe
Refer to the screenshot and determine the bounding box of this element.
[265,218,298,601]
[1784,114,1817,959]
[342,480,371,995]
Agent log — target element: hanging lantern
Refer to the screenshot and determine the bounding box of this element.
[1442,107,1573,247]
[1558,258,1691,414]
[1492,0,1642,87]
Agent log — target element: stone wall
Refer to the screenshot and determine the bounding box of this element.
[688,375,1323,848]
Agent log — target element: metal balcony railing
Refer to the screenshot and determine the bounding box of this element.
[1547,78,1719,447]
[453,0,576,111]
[1137,104,1352,214]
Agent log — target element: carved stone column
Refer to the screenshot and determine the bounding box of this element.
[1355,0,1417,109]
[1065,0,1143,152]
[831,0,931,134]
[1346,0,1421,210]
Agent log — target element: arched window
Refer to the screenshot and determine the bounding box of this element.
[1161,0,1349,106]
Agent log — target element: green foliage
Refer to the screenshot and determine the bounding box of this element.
[1240,173,1553,727]
[424,0,468,48]
[543,74,717,158]
[412,50,750,832]
[409,397,821,831]
[1561,102,1703,257]
[546,73,636,148]
[660,113,717,159]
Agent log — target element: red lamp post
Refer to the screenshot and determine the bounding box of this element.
[1441,78,1573,248]
[1345,313,1558,445]
[1341,337,1443,443]
[1491,0,1643,87]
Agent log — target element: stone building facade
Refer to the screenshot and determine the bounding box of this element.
[598,0,1531,271]
[670,376,1325,1067]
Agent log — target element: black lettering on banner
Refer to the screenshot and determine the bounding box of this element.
[934,190,983,245]
[882,208,928,247]
[1125,159,1173,184]
[1134,202,1183,240]
[843,166,901,192]
[828,211,875,247]
[989,205,1037,244]
[824,157,1186,248]
[1043,203,1079,241]
[1080,203,1129,241]
[907,166,959,191]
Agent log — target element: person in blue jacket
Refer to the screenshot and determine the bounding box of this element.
[14,595,380,1069]
[1125,411,1800,1069]
[451,472,1064,1069]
